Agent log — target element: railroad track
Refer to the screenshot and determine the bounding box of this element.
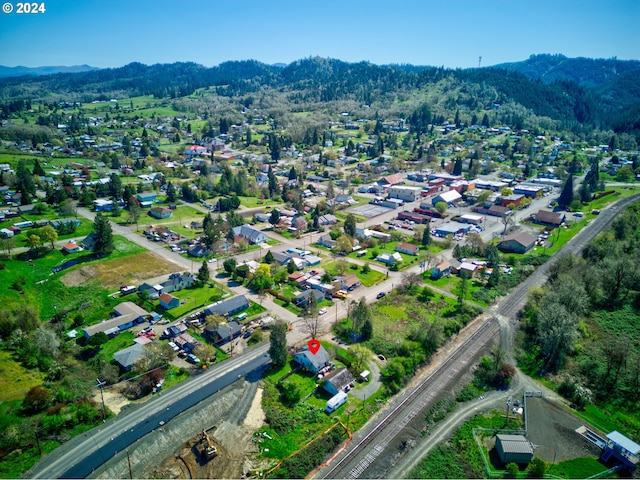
[322,194,640,479]
[322,317,500,479]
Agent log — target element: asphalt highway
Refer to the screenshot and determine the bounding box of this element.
[29,344,270,479]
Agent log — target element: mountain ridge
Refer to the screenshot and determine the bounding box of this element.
[0,64,101,78]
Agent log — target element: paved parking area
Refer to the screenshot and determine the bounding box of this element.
[347,204,393,218]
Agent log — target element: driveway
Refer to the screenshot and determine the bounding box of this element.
[351,354,382,401]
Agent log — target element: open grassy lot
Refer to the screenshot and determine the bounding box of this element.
[323,260,385,287]
[1,236,174,324]
[238,196,282,208]
[0,351,45,402]
[158,284,227,320]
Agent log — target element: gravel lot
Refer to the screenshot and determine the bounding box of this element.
[525,396,601,463]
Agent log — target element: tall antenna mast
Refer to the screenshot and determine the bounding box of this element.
[478,56,482,68]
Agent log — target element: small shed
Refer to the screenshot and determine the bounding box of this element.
[495,434,534,464]
[322,368,355,396]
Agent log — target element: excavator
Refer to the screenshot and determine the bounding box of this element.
[200,429,217,460]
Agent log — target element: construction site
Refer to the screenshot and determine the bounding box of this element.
[93,373,272,479]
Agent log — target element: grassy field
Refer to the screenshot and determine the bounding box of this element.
[161,284,227,319]
[0,351,44,401]
[322,260,385,287]
[0,236,168,324]
[238,196,282,208]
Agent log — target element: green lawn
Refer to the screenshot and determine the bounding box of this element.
[322,260,385,287]
[550,457,611,479]
[159,284,227,319]
[238,196,282,208]
[0,351,45,401]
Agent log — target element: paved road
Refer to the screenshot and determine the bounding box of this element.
[29,344,270,479]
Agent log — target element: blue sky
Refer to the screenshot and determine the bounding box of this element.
[0,0,638,68]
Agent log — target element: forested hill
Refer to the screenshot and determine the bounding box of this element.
[494,54,640,88]
[1,56,639,137]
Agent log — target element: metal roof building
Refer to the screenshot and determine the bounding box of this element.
[495,434,534,464]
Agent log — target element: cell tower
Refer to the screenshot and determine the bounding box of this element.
[478,56,482,68]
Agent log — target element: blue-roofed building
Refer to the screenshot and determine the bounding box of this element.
[294,345,331,374]
[601,431,640,471]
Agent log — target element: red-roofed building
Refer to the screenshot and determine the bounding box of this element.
[395,242,419,256]
[159,293,180,310]
[378,173,404,186]
[62,241,81,254]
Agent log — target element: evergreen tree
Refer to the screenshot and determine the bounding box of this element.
[263,249,274,264]
[287,259,296,274]
[32,159,45,177]
[197,260,210,284]
[267,165,279,198]
[92,213,114,256]
[361,317,373,341]
[422,226,431,246]
[269,209,280,228]
[16,159,36,201]
[557,174,574,209]
[288,166,297,181]
[481,113,490,127]
[269,319,288,368]
[109,173,122,200]
[452,158,463,176]
[166,181,177,203]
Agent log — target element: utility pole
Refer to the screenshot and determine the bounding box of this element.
[126,449,133,479]
[478,56,482,68]
[96,378,107,422]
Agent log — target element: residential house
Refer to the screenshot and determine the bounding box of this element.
[163,323,188,339]
[304,254,321,266]
[83,302,150,338]
[187,243,210,258]
[159,293,180,310]
[174,333,200,351]
[272,251,293,266]
[293,345,331,374]
[498,232,537,254]
[431,261,451,280]
[62,241,81,254]
[161,272,196,293]
[335,274,361,292]
[139,282,163,299]
[318,214,338,226]
[49,218,81,230]
[377,252,403,266]
[203,321,242,345]
[532,210,565,227]
[136,192,157,207]
[395,242,419,256]
[317,234,337,249]
[458,261,477,278]
[322,368,356,396]
[203,295,249,317]
[232,225,267,244]
[149,207,173,219]
[293,289,325,308]
[113,343,146,371]
[93,199,113,212]
[80,232,98,251]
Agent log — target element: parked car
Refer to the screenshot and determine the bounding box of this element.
[376,291,387,299]
[186,353,201,364]
[318,307,328,315]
